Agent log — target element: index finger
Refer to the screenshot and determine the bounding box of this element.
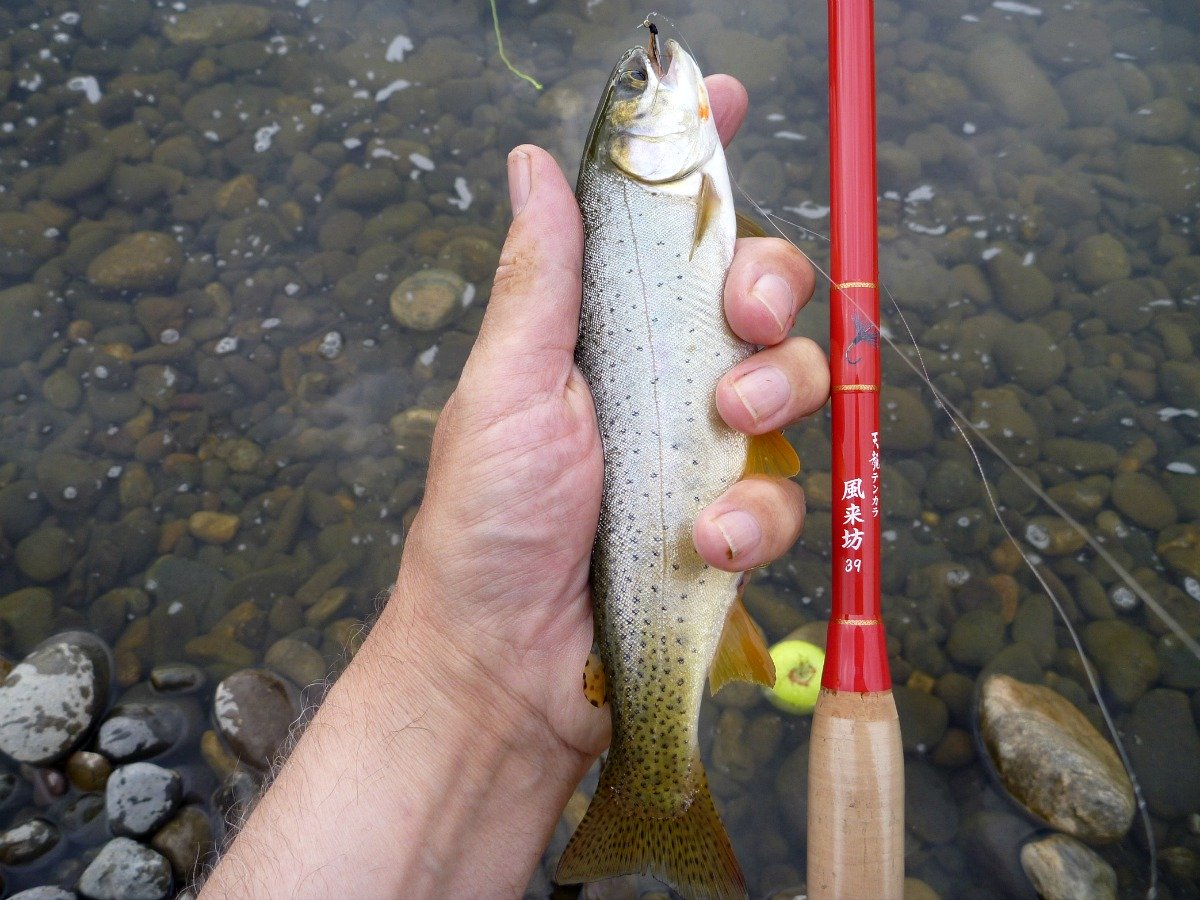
[705,75,748,147]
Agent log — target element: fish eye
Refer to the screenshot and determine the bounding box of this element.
[621,68,647,88]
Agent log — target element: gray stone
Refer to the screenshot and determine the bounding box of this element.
[1020,833,1117,900]
[893,685,948,753]
[0,633,110,765]
[86,232,183,292]
[9,888,77,900]
[78,837,171,900]
[106,762,181,838]
[1111,471,1177,530]
[979,675,1134,842]
[1127,688,1200,819]
[213,668,302,768]
[1082,620,1160,705]
[96,703,184,762]
[965,35,1067,128]
[905,760,958,845]
[162,3,270,45]
[1122,144,1200,217]
[1072,234,1130,289]
[0,817,59,865]
[390,269,469,332]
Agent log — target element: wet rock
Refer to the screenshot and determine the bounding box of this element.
[264,637,327,687]
[96,703,184,762]
[1125,97,1190,144]
[87,232,183,292]
[987,250,1054,318]
[213,668,301,769]
[1127,688,1200,819]
[0,588,54,656]
[1111,472,1176,530]
[965,35,1067,128]
[15,526,78,583]
[1122,144,1200,217]
[1081,620,1159,704]
[0,215,61,278]
[106,762,181,838]
[66,750,112,791]
[187,511,239,544]
[149,663,206,693]
[0,817,59,865]
[80,0,152,43]
[77,837,171,900]
[1043,438,1119,475]
[993,323,1065,392]
[163,3,271,45]
[42,147,117,203]
[905,760,958,845]
[143,555,229,610]
[0,285,60,364]
[330,168,404,207]
[881,386,933,452]
[893,685,948,753]
[0,633,110,765]
[9,887,76,900]
[1023,516,1086,556]
[390,408,440,462]
[150,805,213,881]
[390,269,469,331]
[1059,68,1126,126]
[968,388,1040,465]
[1091,279,1154,332]
[1072,234,1130,289]
[1020,833,1117,900]
[961,810,1039,900]
[979,675,1134,842]
[947,609,1006,667]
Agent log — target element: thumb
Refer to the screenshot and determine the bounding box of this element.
[472,145,584,392]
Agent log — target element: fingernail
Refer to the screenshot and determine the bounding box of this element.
[749,273,793,334]
[713,510,761,561]
[508,149,531,217]
[731,365,789,423]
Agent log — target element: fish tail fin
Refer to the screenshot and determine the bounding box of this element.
[556,756,747,900]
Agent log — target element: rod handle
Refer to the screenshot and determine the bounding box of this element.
[807,688,904,899]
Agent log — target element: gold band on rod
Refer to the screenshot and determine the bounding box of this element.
[833,617,882,626]
[833,384,879,393]
[833,281,877,289]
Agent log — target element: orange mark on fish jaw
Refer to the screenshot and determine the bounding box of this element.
[698,98,710,121]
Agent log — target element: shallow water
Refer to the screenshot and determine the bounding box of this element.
[0,0,1197,896]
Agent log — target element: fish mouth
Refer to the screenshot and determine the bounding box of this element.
[642,18,671,79]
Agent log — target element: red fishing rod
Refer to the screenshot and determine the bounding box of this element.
[807,1,904,897]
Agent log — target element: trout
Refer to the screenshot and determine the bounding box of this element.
[556,27,798,900]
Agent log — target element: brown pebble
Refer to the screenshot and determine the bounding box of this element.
[65,750,112,791]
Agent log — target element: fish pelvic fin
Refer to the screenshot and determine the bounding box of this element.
[556,754,747,900]
[744,430,801,479]
[709,589,775,694]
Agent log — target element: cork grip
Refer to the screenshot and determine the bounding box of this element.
[807,688,904,899]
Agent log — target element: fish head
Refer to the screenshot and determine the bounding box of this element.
[584,38,718,185]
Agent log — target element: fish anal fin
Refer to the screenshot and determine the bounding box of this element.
[582,652,607,708]
[690,172,719,262]
[734,210,767,239]
[744,431,801,479]
[556,753,747,900]
[709,591,775,694]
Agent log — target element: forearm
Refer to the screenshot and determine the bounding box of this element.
[200,576,590,898]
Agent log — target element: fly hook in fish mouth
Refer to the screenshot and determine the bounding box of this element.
[641,18,668,77]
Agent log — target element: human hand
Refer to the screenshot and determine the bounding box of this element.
[389,75,828,767]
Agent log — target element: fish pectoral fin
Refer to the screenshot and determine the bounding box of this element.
[582,652,607,708]
[743,430,801,479]
[557,752,747,900]
[690,172,719,262]
[709,592,775,693]
[734,210,768,239]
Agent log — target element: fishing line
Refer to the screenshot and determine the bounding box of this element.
[735,179,1169,898]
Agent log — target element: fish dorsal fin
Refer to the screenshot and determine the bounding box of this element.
[690,172,719,261]
[744,431,801,478]
[709,589,775,693]
[735,210,768,239]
